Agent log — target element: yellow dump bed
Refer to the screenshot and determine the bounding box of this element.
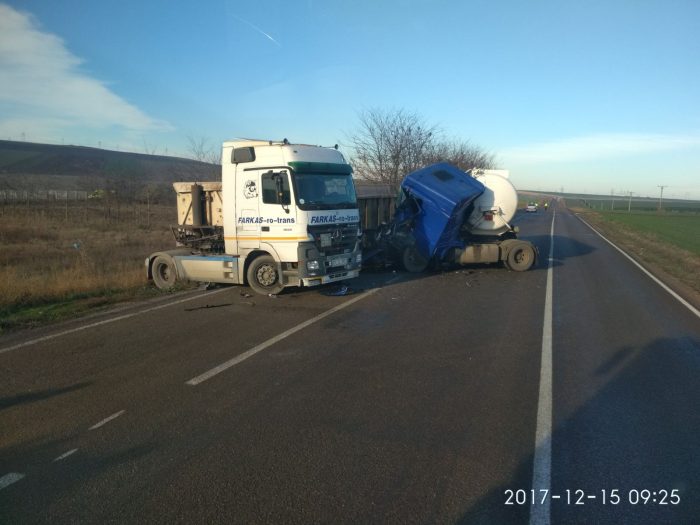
[172,182,223,227]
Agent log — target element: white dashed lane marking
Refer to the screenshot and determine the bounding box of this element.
[89,410,125,430]
[53,449,79,462]
[0,473,25,491]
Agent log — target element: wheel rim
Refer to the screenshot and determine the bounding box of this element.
[256,263,277,287]
[157,263,170,282]
[404,245,428,272]
[510,246,532,269]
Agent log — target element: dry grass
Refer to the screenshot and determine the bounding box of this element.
[0,202,179,332]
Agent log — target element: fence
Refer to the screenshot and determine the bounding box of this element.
[0,189,88,202]
[0,189,172,227]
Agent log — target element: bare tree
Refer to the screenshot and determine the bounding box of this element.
[423,139,495,172]
[186,135,221,180]
[349,108,437,188]
[142,138,157,155]
[348,108,494,187]
[187,135,220,165]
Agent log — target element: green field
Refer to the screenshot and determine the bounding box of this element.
[567,207,700,298]
[568,197,700,214]
[595,212,700,256]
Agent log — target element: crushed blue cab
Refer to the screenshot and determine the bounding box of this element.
[396,163,485,260]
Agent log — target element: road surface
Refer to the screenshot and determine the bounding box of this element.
[1,202,698,524]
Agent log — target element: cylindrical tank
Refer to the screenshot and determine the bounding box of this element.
[190,183,204,226]
[465,171,518,234]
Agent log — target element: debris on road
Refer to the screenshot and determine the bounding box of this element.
[320,284,353,296]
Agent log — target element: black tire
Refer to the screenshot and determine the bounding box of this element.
[246,255,284,295]
[152,255,177,290]
[400,245,429,273]
[506,241,536,272]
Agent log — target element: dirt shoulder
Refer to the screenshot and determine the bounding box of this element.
[568,206,700,312]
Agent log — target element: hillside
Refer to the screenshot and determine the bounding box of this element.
[0,140,219,201]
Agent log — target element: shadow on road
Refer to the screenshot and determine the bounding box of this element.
[519,234,596,271]
[457,336,700,524]
[0,382,91,411]
[0,439,160,524]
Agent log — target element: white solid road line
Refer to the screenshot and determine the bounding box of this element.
[0,472,25,491]
[530,210,555,525]
[577,215,700,319]
[89,410,126,430]
[53,449,79,462]
[0,289,229,355]
[185,280,401,386]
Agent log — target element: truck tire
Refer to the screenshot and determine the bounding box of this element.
[246,255,284,295]
[152,255,177,290]
[505,241,536,272]
[400,245,429,273]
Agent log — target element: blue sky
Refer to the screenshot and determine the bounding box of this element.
[1,0,699,198]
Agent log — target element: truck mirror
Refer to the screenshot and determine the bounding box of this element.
[271,172,291,210]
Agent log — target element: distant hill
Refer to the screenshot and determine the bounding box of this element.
[0,140,219,202]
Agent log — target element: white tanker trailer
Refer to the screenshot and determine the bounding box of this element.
[373,163,537,272]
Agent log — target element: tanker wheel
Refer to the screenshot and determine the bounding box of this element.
[506,242,536,272]
[246,255,284,295]
[152,256,177,290]
[400,245,429,273]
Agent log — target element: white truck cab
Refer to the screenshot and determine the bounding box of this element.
[147,139,362,294]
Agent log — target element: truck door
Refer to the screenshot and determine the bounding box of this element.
[237,173,261,251]
[258,170,294,250]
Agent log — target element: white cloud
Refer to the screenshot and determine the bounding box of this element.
[0,4,172,137]
[502,133,700,164]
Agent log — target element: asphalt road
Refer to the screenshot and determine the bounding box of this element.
[1,202,699,524]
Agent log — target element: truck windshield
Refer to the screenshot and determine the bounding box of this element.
[293,173,358,210]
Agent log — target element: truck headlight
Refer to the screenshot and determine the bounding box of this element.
[306,260,320,271]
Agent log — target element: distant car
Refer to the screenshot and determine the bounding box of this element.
[526,202,538,212]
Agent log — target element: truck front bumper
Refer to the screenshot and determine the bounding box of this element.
[297,241,362,287]
[301,268,360,287]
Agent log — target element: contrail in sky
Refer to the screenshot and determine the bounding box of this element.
[231,14,282,47]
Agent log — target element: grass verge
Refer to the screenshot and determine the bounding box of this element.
[0,204,188,334]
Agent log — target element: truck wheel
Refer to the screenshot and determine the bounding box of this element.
[246,255,284,295]
[506,242,535,272]
[400,245,429,273]
[152,256,177,290]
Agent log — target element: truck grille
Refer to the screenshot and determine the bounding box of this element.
[308,223,360,256]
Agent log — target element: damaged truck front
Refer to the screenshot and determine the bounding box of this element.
[375,162,537,272]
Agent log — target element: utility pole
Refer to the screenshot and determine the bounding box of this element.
[657,185,668,213]
[611,189,615,211]
[628,191,634,213]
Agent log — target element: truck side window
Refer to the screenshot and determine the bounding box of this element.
[232,147,255,163]
[261,171,291,205]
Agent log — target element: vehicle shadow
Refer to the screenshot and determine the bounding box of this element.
[0,435,159,523]
[456,336,700,524]
[198,231,597,301]
[522,234,596,271]
[0,382,91,411]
